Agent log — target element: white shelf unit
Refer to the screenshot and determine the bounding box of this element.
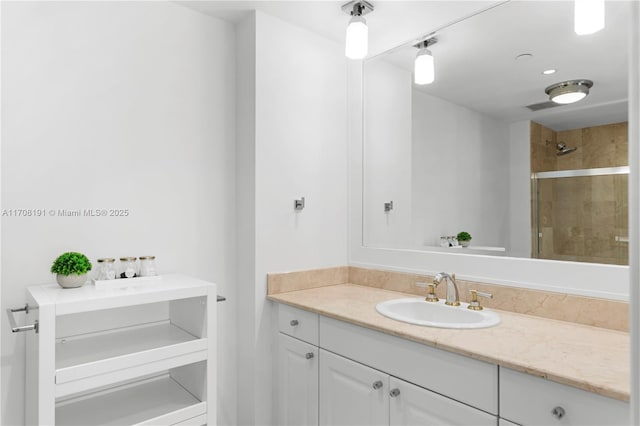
[24,274,217,426]
[56,374,206,426]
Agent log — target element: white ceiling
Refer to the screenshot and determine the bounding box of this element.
[177,1,498,56]
[377,0,630,130]
[178,0,630,131]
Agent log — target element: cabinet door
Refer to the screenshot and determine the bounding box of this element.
[319,349,388,426]
[389,377,497,426]
[278,334,319,426]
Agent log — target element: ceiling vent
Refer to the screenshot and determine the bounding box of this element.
[525,101,561,111]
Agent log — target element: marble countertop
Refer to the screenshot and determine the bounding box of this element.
[268,283,629,401]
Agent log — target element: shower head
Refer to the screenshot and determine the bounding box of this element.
[544,140,578,156]
[556,142,577,156]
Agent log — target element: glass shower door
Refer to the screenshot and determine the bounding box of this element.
[533,167,628,265]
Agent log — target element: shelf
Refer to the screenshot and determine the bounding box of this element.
[29,273,215,315]
[25,273,216,425]
[55,322,208,397]
[56,375,206,426]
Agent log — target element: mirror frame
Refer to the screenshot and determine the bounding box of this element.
[348,3,637,301]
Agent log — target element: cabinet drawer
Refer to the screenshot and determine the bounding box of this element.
[320,316,498,414]
[500,367,629,426]
[279,304,319,345]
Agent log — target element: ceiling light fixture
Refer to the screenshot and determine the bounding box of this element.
[545,79,594,104]
[515,53,534,61]
[414,37,437,85]
[575,0,605,35]
[342,1,374,60]
[542,69,557,75]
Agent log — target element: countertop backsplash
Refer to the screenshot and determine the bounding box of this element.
[267,265,628,332]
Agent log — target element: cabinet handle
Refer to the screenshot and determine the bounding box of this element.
[551,406,565,419]
[389,388,400,398]
[305,352,314,360]
[290,320,299,326]
[372,380,383,390]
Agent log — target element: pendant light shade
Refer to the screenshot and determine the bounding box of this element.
[414,48,434,85]
[345,15,368,59]
[575,0,605,35]
[342,1,373,60]
[413,37,437,85]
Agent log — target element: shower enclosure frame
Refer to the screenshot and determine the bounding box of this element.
[531,165,629,262]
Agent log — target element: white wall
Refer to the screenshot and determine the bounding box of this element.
[411,90,510,249]
[361,62,512,252]
[1,2,237,425]
[234,10,348,425]
[234,11,257,426]
[362,58,413,248]
[508,120,532,258]
[254,11,347,274]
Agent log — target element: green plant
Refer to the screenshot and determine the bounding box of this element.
[457,231,472,242]
[51,252,92,276]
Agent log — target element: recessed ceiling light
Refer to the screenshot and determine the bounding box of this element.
[542,69,557,75]
[515,53,533,61]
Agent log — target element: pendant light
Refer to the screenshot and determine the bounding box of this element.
[414,38,437,85]
[343,1,374,60]
[575,0,605,35]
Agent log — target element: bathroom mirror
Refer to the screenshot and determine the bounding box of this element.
[363,0,630,265]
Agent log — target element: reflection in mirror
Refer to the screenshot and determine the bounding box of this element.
[363,0,630,265]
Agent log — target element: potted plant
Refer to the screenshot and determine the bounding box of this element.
[51,252,92,288]
[457,231,472,248]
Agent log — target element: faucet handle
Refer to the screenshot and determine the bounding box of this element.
[468,289,493,311]
[416,282,438,302]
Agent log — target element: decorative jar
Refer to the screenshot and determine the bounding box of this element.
[96,258,116,280]
[139,256,157,277]
[119,257,138,279]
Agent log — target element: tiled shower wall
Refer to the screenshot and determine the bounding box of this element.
[531,121,628,264]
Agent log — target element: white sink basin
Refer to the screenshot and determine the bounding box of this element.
[375,298,500,329]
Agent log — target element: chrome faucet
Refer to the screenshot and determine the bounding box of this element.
[433,272,460,306]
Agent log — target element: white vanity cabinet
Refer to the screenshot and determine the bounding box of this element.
[500,367,629,426]
[318,348,496,426]
[319,316,498,415]
[277,304,320,426]
[23,274,217,426]
[275,302,630,426]
[277,304,497,426]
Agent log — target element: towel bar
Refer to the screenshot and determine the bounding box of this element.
[7,304,38,333]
